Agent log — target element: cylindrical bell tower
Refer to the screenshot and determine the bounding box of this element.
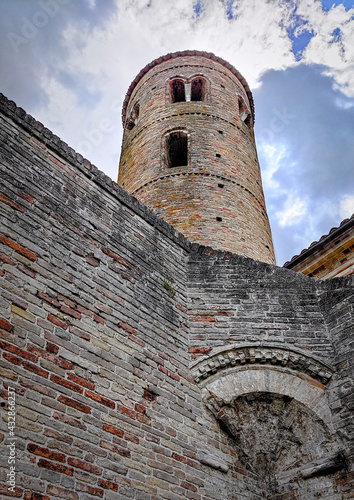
[118,51,275,265]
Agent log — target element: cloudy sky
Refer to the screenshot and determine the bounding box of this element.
[1,0,353,265]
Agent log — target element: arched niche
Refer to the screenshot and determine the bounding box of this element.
[192,344,346,496]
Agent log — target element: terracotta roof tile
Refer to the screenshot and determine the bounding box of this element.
[284,214,354,267]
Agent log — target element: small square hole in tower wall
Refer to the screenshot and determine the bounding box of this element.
[167,132,188,168]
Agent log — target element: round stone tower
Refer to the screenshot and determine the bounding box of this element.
[118,51,275,264]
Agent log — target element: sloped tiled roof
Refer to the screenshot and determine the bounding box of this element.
[284,214,354,268]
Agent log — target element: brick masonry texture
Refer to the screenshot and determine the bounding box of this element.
[0,78,353,500]
[118,52,275,265]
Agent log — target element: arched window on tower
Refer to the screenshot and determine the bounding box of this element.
[238,96,252,128]
[171,79,186,103]
[126,102,140,131]
[166,131,188,168]
[244,113,252,128]
[191,78,205,101]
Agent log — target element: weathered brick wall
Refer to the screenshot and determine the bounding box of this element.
[317,277,354,497]
[187,248,353,498]
[118,51,275,265]
[187,247,334,360]
[0,95,353,499]
[0,96,267,499]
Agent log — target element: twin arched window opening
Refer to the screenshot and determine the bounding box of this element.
[171,78,206,103]
[171,79,186,103]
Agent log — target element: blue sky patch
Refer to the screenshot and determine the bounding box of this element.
[331,27,343,42]
[286,8,314,61]
[321,0,354,11]
[221,0,237,20]
[291,29,314,61]
[330,27,346,56]
[194,0,202,18]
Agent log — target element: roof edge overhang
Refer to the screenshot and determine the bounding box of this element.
[284,215,354,269]
[121,50,255,125]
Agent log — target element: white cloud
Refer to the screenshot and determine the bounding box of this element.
[28,0,354,160]
[276,195,308,227]
[29,0,294,177]
[2,0,352,264]
[297,0,354,95]
[258,142,287,191]
[340,194,354,219]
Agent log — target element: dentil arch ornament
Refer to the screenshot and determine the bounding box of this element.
[191,343,346,492]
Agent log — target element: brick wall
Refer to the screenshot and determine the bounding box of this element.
[187,247,335,359]
[0,94,353,499]
[317,277,354,497]
[0,95,264,499]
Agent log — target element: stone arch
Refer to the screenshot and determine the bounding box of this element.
[192,344,345,497]
[202,367,334,429]
[192,343,335,429]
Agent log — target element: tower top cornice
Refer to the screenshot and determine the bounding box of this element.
[121,50,255,125]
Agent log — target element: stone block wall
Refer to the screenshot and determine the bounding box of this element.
[0,95,353,499]
[187,248,354,498]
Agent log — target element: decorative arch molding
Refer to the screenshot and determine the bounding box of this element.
[194,344,345,489]
[190,342,334,385]
[166,74,210,103]
[202,367,334,430]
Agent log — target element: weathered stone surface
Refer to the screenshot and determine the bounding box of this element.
[197,450,229,473]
